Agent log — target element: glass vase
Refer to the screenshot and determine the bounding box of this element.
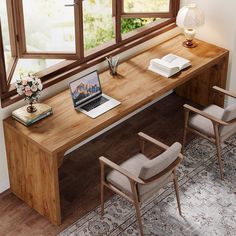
[26,98,37,113]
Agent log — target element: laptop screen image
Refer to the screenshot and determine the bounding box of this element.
[70,71,102,106]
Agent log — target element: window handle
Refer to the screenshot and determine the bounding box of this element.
[65,0,80,7]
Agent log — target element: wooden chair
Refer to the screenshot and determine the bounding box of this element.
[183,86,236,180]
[99,132,183,236]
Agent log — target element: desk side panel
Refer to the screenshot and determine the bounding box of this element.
[175,53,229,107]
[3,123,61,225]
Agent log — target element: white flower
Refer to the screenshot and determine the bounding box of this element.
[16,79,21,84]
[31,84,38,92]
[22,79,28,86]
[17,88,23,95]
[38,82,43,91]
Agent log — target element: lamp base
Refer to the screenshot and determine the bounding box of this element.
[183,39,197,48]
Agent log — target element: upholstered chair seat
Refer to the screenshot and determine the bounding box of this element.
[189,103,236,139]
[189,104,224,137]
[107,146,178,202]
[183,86,236,180]
[99,132,183,236]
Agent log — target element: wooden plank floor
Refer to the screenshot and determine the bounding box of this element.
[0,93,196,236]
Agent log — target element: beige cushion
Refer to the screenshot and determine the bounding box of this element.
[106,153,174,202]
[106,153,148,196]
[138,172,173,202]
[139,142,182,180]
[106,142,181,202]
[221,103,236,138]
[189,104,224,137]
[189,104,236,139]
[222,103,236,121]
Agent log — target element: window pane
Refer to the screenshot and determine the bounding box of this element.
[124,0,170,13]
[121,18,157,34]
[22,0,75,53]
[0,0,13,71]
[83,0,115,53]
[11,59,63,84]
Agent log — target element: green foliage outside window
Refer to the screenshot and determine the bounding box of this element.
[121,18,156,34]
[84,16,156,51]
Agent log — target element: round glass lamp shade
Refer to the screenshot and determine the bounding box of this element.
[176,4,205,48]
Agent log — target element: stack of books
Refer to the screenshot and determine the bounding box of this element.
[12,103,53,126]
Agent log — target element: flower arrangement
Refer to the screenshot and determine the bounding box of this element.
[16,74,43,113]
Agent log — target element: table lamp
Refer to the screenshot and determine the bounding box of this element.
[176,4,205,48]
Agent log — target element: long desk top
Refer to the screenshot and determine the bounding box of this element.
[4,34,229,155]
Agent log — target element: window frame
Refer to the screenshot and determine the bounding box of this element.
[0,21,7,95]
[0,0,180,107]
[0,0,18,94]
[15,0,81,59]
[121,0,176,18]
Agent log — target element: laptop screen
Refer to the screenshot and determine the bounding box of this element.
[69,70,102,107]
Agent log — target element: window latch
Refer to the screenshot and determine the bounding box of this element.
[65,0,80,7]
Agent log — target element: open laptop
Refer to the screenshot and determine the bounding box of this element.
[69,70,120,118]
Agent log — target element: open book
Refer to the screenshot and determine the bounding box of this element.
[148,53,191,78]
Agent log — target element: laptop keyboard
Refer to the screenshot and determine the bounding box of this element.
[81,96,109,112]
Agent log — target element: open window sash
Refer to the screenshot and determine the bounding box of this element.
[15,0,82,60]
[0,21,7,94]
[0,2,18,95]
[121,0,176,18]
[119,0,178,41]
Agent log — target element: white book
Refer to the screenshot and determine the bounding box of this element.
[148,53,191,78]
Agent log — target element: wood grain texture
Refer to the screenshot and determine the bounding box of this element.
[3,35,229,155]
[3,126,61,225]
[175,53,229,106]
[2,34,229,225]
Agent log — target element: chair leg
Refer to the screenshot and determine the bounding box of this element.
[182,126,187,154]
[182,109,190,154]
[215,141,224,180]
[100,162,105,217]
[130,182,144,236]
[100,181,105,217]
[214,125,224,180]
[173,170,182,216]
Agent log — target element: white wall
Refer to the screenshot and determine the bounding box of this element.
[181,0,236,102]
[0,29,180,193]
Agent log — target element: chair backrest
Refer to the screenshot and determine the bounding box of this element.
[138,142,182,180]
[222,103,236,122]
[220,103,236,138]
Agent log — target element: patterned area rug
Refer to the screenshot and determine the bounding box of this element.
[59,135,236,236]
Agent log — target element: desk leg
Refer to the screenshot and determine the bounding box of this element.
[4,125,61,225]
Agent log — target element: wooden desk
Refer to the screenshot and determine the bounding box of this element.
[3,35,229,225]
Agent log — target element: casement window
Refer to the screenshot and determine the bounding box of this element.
[0,0,179,107]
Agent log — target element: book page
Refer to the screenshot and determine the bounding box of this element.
[150,59,179,72]
[149,58,179,77]
[162,54,191,70]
